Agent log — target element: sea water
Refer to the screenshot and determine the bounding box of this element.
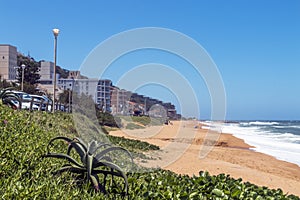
[203,121,300,167]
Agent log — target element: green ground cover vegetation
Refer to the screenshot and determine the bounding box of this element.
[0,105,299,199]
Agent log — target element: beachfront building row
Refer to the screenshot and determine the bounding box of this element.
[110,87,180,119]
[0,44,179,118]
[57,76,180,118]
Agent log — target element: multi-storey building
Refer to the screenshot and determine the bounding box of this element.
[39,61,54,84]
[58,77,112,112]
[73,78,99,102]
[0,44,17,80]
[111,86,132,115]
[96,79,112,112]
[58,78,74,91]
[37,61,62,94]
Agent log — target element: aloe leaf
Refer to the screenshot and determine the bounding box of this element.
[46,136,74,153]
[73,137,88,151]
[88,140,98,155]
[89,141,112,155]
[53,165,85,175]
[89,173,99,191]
[87,154,93,183]
[94,146,133,162]
[94,146,134,172]
[96,155,112,163]
[94,159,128,194]
[94,143,112,151]
[49,136,74,144]
[67,141,87,164]
[90,173,107,194]
[94,160,126,178]
[43,153,84,168]
[93,169,128,194]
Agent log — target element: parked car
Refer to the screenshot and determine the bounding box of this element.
[1,89,20,109]
[2,90,54,111]
[2,98,19,110]
[8,97,39,110]
[7,90,39,110]
[29,94,53,111]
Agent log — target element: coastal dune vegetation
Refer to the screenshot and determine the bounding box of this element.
[0,104,299,199]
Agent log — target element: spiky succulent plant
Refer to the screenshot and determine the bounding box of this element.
[43,136,133,195]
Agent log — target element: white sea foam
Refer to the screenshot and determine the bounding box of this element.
[201,126,211,130]
[273,126,285,129]
[291,125,300,129]
[221,123,300,167]
[274,125,300,129]
[248,121,279,126]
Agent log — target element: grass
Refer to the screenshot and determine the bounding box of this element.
[126,123,144,130]
[0,105,299,199]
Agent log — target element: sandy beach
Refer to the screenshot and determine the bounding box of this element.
[109,120,300,196]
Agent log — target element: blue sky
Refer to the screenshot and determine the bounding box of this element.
[1,1,299,120]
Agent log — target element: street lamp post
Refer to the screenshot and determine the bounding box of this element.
[21,64,25,91]
[52,28,59,113]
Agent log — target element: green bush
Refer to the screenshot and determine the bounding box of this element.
[108,135,159,152]
[97,112,121,127]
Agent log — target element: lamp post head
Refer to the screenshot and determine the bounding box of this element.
[21,64,26,68]
[52,28,60,37]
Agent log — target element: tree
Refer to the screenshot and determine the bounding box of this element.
[16,54,41,94]
[0,79,16,88]
[16,54,41,85]
[58,89,72,104]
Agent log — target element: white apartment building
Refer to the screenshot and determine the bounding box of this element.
[58,78,112,112]
[96,79,112,112]
[0,44,17,80]
[58,78,74,91]
[72,78,99,102]
[110,87,131,115]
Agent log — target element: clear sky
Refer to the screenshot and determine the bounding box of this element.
[1,0,299,120]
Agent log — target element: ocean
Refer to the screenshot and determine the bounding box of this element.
[203,121,300,167]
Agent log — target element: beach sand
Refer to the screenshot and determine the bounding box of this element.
[109,120,300,196]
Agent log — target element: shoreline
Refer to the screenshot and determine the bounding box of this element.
[109,120,300,196]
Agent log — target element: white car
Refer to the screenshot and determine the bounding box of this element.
[29,94,53,111]
[8,91,39,110]
[8,98,39,110]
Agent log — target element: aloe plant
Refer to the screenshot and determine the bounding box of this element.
[43,136,133,195]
